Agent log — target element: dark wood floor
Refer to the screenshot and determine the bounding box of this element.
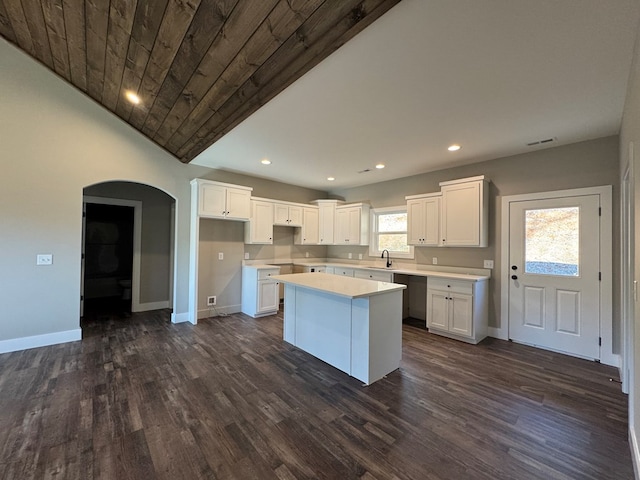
[0,309,633,479]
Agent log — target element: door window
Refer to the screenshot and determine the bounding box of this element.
[524,207,579,276]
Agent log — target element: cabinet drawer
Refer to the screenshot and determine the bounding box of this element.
[354,269,393,282]
[334,268,354,277]
[428,278,473,294]
[258,269,280,280]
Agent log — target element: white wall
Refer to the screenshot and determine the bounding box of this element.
[619,16,640,477]
[0,39,212,346]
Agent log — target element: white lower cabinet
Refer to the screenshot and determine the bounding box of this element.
[241,266,281,318]
[426,277,488,344]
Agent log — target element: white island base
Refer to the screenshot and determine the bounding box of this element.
[274,273,406,385]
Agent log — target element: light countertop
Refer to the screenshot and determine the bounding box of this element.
[272,273,407,299]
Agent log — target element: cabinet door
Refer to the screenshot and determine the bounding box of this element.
[288,205,303,227]
[449,293,473,337]
[273,203,290,225]
[257,281,279,313]
[423,196,441,246]
[407,199,425,245]
[427,290,449,330]
[225,188,251,220]
[347,208,361,244]
[301,208,319,244]
[199,183,227,218]
[318,204,335,244]
[335,208,349,244]
[249,200,274,243]
[441,182,480,246]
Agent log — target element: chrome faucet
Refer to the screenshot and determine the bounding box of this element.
[381,249,392,268]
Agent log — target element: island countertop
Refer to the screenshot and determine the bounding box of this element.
[272,272,407,299]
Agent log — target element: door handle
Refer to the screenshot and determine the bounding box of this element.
[511,275,518,280]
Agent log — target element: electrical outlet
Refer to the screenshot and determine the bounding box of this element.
[37,254,53,265]
[218,252,224,260]
[358,253,363,260]
[432,257,438,265]
[348,253,352,259]
[207,296,217,306]
[244,252,250,260]
[305,252,309,258]
[484,260,494,269]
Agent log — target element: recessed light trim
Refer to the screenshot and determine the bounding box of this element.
[261,158,271,165]
[327,176,335,181]
[448,144,461,152]
[375,163,385,169]
[125,90,141,105]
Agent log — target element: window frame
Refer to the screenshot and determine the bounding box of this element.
[368,206,414,259]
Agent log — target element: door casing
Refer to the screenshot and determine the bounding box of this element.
[499,186,615,367]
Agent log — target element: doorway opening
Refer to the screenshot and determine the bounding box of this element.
[83,202,135,319]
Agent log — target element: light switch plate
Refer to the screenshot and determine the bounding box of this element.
[484,260,494,269]
[218,252,224,260]
[432,257,437,265]
[244,252,249,260]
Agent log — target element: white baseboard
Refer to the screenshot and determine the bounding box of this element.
[133,300,170,312]
[171,311,192,324]
[0,329,82,354]
[198,304,241,320]
[630,425,640,480]
[488,326,508,340]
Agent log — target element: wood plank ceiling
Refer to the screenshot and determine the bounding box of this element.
[0,0,400,162]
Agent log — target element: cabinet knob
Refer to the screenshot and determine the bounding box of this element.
[511,275,518,280]
[511,265,518,270]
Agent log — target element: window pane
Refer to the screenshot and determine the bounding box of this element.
[525,207,579,276]
[379,234,410,253]
[379,213,407,232]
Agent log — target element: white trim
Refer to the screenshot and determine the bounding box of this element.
[188,182,199,325]
[137,300,170,312]
[499,186,614,365]
[197,304,241,319]
[368,206,415,259]
[630,425,640,480]
[171,311,191,324]
[83,196,143,312]
[0,329,82,354]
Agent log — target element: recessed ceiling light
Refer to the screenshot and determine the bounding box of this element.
[448,144,461,152]
[125,90,141,105]
[327,177,335,181]
[261,158,271,165]
[375,163,385,169]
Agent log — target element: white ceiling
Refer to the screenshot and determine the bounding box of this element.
[191,0,640,192]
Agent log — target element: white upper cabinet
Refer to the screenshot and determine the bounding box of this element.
[312,200,343,245]
[406,193,441,246]
[440,176,489,247]
[193,179,252,220]
[335,203,370,245]
[245,199,274,244]
[294,207,320,245]
[274,203,303,226]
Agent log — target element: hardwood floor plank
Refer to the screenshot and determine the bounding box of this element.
[0,310,633,479]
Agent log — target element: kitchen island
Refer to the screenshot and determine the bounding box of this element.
[272,272,407,385]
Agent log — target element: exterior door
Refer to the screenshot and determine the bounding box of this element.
[508,194,600,359]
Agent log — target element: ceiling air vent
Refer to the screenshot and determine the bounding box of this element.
[526,137,556,147]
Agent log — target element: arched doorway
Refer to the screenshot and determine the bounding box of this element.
[81,181,176,320]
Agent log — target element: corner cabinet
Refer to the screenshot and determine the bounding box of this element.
[426,277,488,344]
[245,199,274,244]
[335,203,370,245]
[406,193,441,246]
[241,266,281,318]
[193,179,252,220]
[440,176,489,247]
